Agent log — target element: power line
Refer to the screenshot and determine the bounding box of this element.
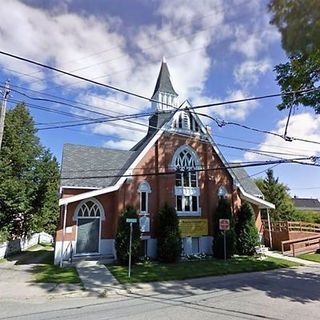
[2,50,319,115]
[60,157,319,180]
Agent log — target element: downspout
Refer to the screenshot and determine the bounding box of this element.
[60,203,68,267]
[267,208,273,249]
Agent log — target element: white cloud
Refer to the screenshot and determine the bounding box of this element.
[230,14,280,59]
[234,59,271,87]
[211,90,258,121]
[0,0,132,89]
[244,112,320,162]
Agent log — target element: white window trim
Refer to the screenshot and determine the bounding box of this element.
[73,198,105,221]
[138,181,151,215]
[172,145,201,216]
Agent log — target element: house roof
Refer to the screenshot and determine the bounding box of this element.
[292,197,320,211]
[151,61,178,99]
[231,166,264,198]
[60,144,135,189]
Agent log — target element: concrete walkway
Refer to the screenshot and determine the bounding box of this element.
[265,250,320,266]
[75,261,119,295]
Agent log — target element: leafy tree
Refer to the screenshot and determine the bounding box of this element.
[212,198,236,259]
[268,0,320,113]
[30,149,60,236]
[157,202,181,263]
[115,204,141,265]
[255,169,295,221]
[235,202,260,256]
[0,103,59,240]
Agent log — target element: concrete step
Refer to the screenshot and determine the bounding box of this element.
[69,254,115,265]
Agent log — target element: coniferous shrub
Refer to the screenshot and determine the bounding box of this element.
[235,202,260,255]
[115,204,141,265]
[157,202,181,263]
[212,198,236,259]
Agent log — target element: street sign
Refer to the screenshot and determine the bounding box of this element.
[219,219,230,231]
[126,218,137,223]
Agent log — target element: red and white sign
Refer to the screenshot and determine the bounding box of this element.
[219,219,230,231]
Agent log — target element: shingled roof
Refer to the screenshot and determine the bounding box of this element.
[151,60,178,99]
[60,144,135,189]
[292,197,320,211]
[231,166,264,198]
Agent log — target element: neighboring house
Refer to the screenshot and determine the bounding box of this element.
[54,60,274,265]
[292,197,320,212]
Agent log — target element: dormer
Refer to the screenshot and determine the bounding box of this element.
[151,58,178,111]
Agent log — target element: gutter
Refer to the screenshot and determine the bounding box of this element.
[239,186,275,209]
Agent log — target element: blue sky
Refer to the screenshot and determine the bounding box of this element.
[0,0,319,198]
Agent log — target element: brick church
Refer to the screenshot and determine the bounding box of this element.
[54,60,274,265]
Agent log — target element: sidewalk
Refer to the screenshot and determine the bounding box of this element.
[264,250,320,266]
[75,260,120,295]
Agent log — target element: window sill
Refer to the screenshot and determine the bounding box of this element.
[177,211,201,217]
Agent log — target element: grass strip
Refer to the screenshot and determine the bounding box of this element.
[298,252,320,263]
[108,256,299,284]
[33,264,81,284]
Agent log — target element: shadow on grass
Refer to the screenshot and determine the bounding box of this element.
[108,257,320,304]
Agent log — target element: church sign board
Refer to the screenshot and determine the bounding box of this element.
[179,219,208,237]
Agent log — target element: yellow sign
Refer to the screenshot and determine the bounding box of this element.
[179,219,208,237]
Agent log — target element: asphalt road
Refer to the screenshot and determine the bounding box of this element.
[1,266,319,320]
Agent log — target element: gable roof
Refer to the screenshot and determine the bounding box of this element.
[60,144,135,189]
[152,61,178,98]
[231,166,264,198]
[292,197,320,211]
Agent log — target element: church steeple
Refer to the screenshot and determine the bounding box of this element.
[151,58,178,112]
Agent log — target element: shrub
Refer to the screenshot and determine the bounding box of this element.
[115,204,141,265]
[235,202,260,255]
[212,198,236,259]
[157,202,181,263]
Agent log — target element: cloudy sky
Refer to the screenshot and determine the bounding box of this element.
[0,0,319,197]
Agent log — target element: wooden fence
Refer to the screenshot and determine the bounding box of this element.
[262,220,320,233]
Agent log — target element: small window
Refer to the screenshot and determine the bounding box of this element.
[138,181,151,215]
[177,196,182,211]
[141,192,147,212]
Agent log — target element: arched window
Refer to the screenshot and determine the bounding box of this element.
[75,199,105,220]
[172,145,201,215]
[138,181,151,214]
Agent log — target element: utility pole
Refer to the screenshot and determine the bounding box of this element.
[0,80,10,151]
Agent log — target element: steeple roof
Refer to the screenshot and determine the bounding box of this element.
[152,60,178,98]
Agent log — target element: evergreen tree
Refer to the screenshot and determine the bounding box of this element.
[255,169,295,221]
[115,204,141,265]
[0,103,59,240]
[157,202,181,263]
[212,198,236,259]
[235,202,260,256]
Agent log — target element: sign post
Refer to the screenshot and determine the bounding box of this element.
[126,218,137,278]
[219,219,230,261]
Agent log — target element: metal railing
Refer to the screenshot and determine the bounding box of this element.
[63,241,73,264]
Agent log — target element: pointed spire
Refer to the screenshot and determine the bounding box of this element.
[151,60,178,99]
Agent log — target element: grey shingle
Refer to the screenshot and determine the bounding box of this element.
[231,166,264,197]
[292,198,320,211]
[151,61,178,98]
[60,144,136,189]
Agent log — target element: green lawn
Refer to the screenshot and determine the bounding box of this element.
[108,256,299,284]
[298,252,320,263]
[31,250,81,284]
[3,244,81,284]
[33,264,81,284]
